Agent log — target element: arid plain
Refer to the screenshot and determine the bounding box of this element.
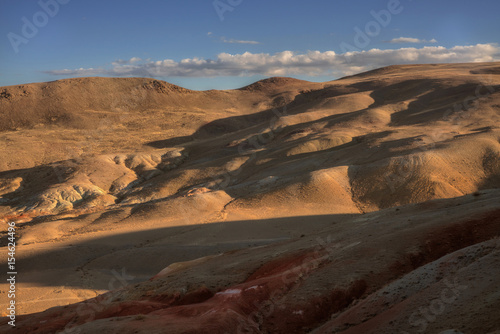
[1,62,500,333]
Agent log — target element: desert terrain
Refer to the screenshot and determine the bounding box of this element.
[0,62,499,333]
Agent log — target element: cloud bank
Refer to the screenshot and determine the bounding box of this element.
[45,43,500,79]
[388,37,438,44]
[221,37,260,44]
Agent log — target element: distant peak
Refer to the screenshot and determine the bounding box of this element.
[239,77,310,91]
[141,79,192,93]
[39,77,193,94]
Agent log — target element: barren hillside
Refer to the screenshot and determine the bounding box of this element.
[1,62,499,333]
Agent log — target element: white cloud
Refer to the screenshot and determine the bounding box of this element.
[221,37,260,45]
[48,67,104,76]
[388,37,438,44]
[111,57,143,66]
[207,32,260,45]
[111,59,129,65]
[45,43,500,79]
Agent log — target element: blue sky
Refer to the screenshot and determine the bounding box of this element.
[1,0,499,90]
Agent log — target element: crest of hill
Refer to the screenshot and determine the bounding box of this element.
[0,77,192,97]
[2,62,500,133]
[238,77,313,92]
[0,76,320,132]
[0,77,205,131]
[335,62,500,82]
